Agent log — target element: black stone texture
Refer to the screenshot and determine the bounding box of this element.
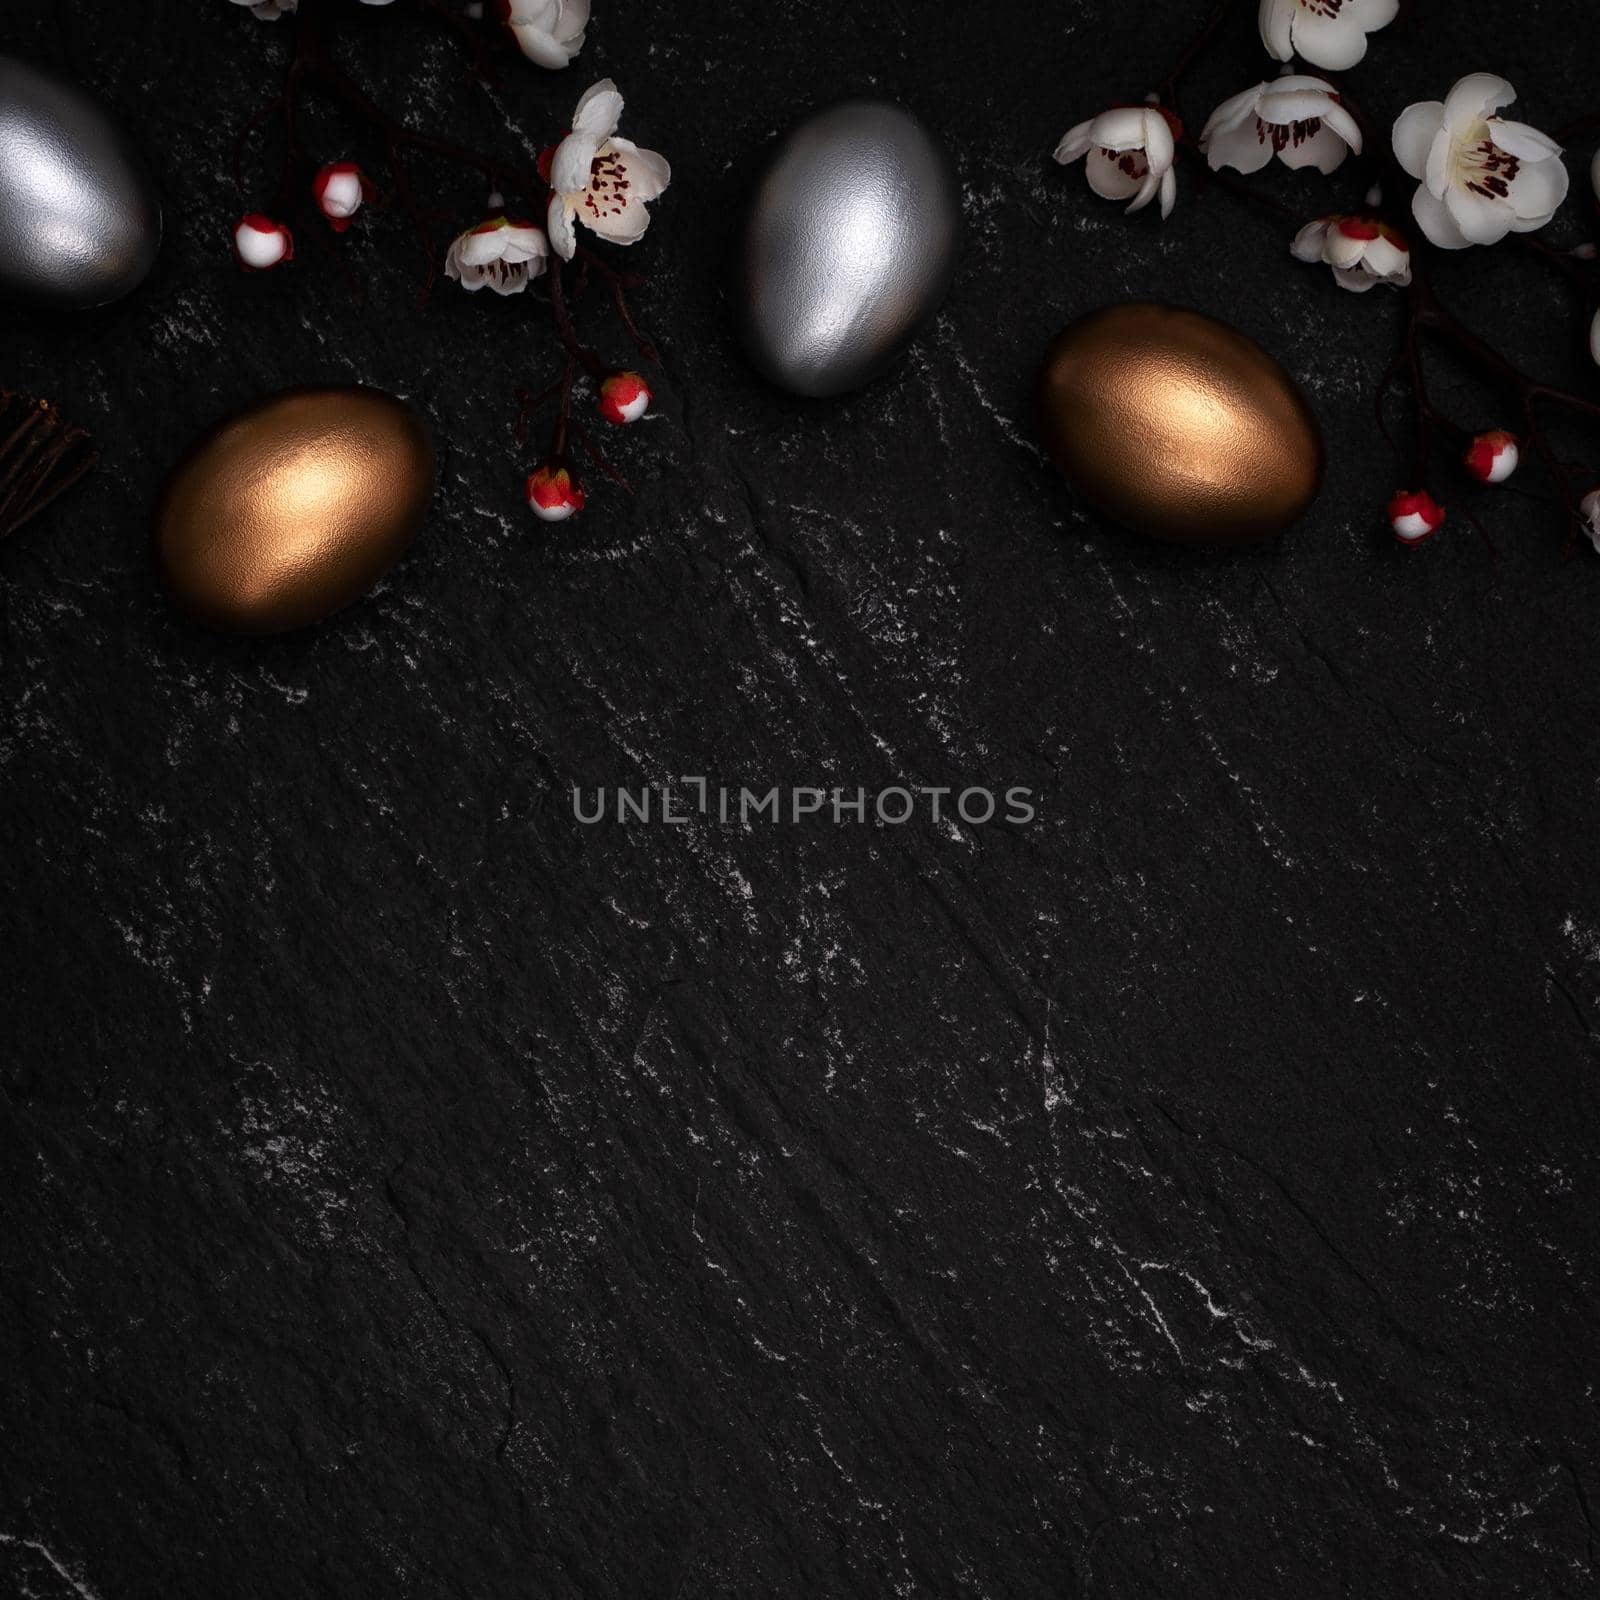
[4,1,1600,1595]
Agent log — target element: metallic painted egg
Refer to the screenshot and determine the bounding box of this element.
[0,55,161,309]
[1037,304,1322,547]
[156,388,436,635]
[736,99,960,398]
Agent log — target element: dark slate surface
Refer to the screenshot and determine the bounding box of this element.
[3,1,1599,1595]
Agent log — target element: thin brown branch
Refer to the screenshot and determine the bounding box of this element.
[0,391,97,540]
[1158,0,1235,108]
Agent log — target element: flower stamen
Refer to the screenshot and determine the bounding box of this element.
[1458,137,1522,200]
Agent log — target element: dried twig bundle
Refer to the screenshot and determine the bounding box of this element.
[0,390,97,540]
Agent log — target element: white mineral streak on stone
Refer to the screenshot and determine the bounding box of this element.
[935,316,1043,460]
[0,1533,104,1600]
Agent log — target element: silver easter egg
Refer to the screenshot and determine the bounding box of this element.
[0,55,160,309]
[736,99,960,398]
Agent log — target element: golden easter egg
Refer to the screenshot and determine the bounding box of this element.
[1037,303,1322,547]
[156,387,435,634]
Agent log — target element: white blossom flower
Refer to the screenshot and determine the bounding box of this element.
[500,0,588,68]
[1053,105,1180,220]
[1393,74,1569,250]
[1583,489,1600,554]
[545,80,671,261]
[1202,75,1362,176]
[1291,214,1411,291]
[1258,0,1398,72]
[443,215,551,294]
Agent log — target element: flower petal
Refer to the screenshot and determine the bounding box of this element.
[1092,106,1157,151]
[1280,122,1354,174]
[1053,119,1096,165]
[511,22,579,68]
[1506,153,1569,224]
[1425,121,1452,199]
[547,193,577,259]
[608,138,671,201]
[572,78,622,137]
[1411,183,1470,249]
[1269,75,1341,98]
[1317,100,1365,155]
[1504,158,1568,228]
[461,228,511,266]
[484,265,531,297]
[1202,86,1264,143]
[1325,228,1367,269]
[1332,264,1380,293]
[1442,73,1516,136]
[586,194,653,245]
[1392,102,1444,179]
[1290,8,1376,71]
[1158,165,1177,220]
[500,226,550,265]
[1085,147,1144,201]
[1290,220,1330,263]
[1487,118,1563,163]
[1362,233,1409,279]
[1125,166,1162,214]
[1443,183,1514,247]
[1205,121,1274,175]
[558,0,590,41]
[1256,86,1335,121]
[551,129,601,195]
[1258,0,1294,63]
[1139,108,1175,173]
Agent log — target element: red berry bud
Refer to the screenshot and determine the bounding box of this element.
[1464,431,1519,485]
[598,371,652,426]
[1388,490,1446,546]
[527,464,585,522]
[233,214,294,271]
[313,163,369,232]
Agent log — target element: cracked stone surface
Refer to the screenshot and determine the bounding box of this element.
[3,1,1600,1595]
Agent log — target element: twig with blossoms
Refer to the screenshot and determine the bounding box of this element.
[225,0,669,523]
[1381,245,1600,549]
[1049,0,1600,559]
[1374,72,1599,549]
